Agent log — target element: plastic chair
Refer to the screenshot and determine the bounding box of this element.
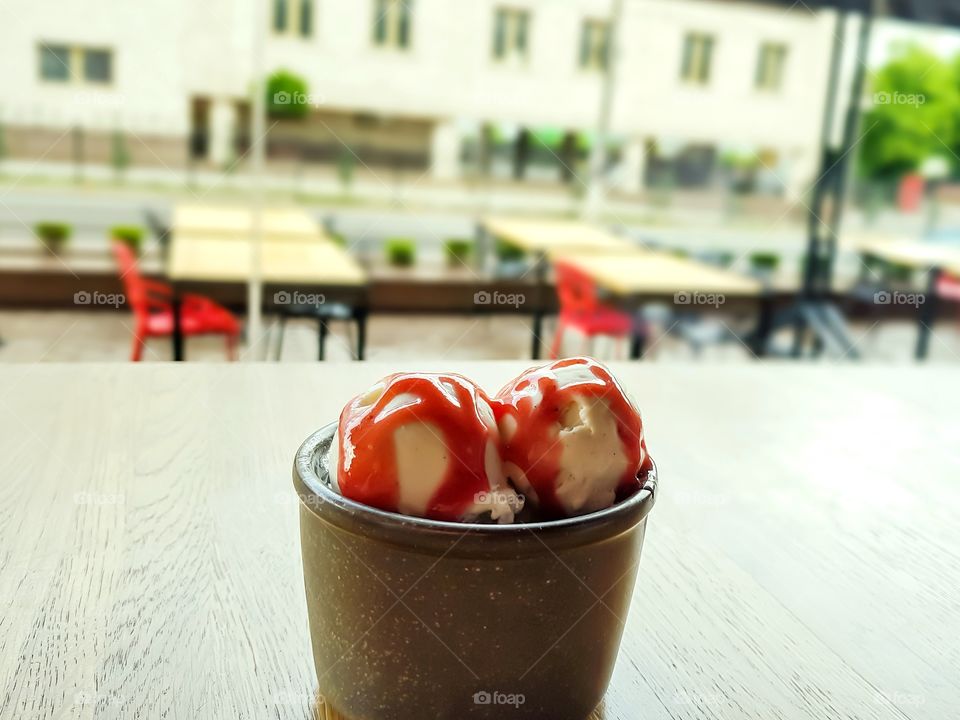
[936,272,960,302]
[112,242,240,361]
[550,261,634,359]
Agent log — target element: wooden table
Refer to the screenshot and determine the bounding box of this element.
[477,218,639,359]
[168,233,368,360]
[857,238,960,360]
[480,217,639,258]
[2,363,957,719]
[551,250,768,359]
[172,204,322,240]
[554,251,763,297]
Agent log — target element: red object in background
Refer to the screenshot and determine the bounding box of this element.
[112,242,240,361]
[897,173,925,213]
[937,273,960,302]
[550,261,634,359]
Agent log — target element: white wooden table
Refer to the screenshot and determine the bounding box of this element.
[172,203,322,240]
[167,230,367,361]
[856,238,960,359]
[1,363,956,719]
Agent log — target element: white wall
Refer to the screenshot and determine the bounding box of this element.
[0,0,836,191]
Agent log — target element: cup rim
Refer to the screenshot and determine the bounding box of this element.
[293,422,657,544]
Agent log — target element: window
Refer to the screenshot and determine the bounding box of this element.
[680,32,714,84]
[373,0,413,49]
[273,0,288,32]
[83,49,112,83]
[39,44,113,84]
[756,43,787,91]
[579,19,610,71]
[492,8,530,64]
[39,44,71,82]
[273,0,312,37]
[299,0,313,37]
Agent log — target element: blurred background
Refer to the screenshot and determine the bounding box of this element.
[2,0,960,364]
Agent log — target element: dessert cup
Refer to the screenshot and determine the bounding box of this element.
[294,422,657,720]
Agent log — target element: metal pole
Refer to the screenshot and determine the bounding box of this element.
[583,0,624,220]
[248,0,267,360]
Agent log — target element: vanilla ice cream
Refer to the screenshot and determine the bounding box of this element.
[495,357,649,517]
[330,373,522,523]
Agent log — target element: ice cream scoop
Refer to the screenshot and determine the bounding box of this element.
[330,372,522,523]
[494,357,651,518]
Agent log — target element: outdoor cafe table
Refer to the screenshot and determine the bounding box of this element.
[167,233,368,360]
[547,249,767,359]
[172,203,322,240]
[857,238,960,360]
[2,362,957,719]
[477,218,640,358]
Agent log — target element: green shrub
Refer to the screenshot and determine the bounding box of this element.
[111,225,146,255]
[749,251,781,272]
[495,239,525,262]
[266,69,310,120]
[444,238,472,267]
[385,237,416,267]
[327,231,347,248]
[34,222,72,252]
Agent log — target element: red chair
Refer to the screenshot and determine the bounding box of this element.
[550,261,634,359]
[937,272,960,302]
[112,242,240,361]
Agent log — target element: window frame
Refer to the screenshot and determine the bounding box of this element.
[755,42,788,92]
[372,0,413,50]
[680,32,715,85]
[38,43,72,83]
[38,43,114,86]
[492,6,531,65]
[579,18,610,72]
[82,48,112,84]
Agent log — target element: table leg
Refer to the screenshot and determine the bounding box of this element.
[355,309,368,361]
[531,310,543,360]
[915,268,941,361]
[751,293,775,358]
[530,252,547,360]
[318,319,328,362]
[172,291,184,361]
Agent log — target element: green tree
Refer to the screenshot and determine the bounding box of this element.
[859,44,960,179]
[266,69,310,120]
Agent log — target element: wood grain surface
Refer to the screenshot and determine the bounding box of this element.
[173,204,322,239]
[0,363,956,719]
[551,251,763,297]
[483,217,639,254]
[168,235,367,285]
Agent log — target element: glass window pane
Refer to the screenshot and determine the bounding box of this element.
[700,37,713,81]
[40,44,70,81]
[300,0,312,36]
[84,49,111,83]
[681,35,694,80]
[515,12,528,54]
[274,0,288,32]
[398,1,412,48]
[493,10,506,59]
[579,23,591,68]
[373,0,388,44]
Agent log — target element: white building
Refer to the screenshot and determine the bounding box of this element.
[0,0,837,197]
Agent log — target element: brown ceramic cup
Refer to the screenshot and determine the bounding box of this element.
[294,423,657,720]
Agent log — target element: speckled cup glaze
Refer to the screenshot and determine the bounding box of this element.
[294,423,657,720]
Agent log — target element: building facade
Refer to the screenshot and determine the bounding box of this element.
[0,0,837,197]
